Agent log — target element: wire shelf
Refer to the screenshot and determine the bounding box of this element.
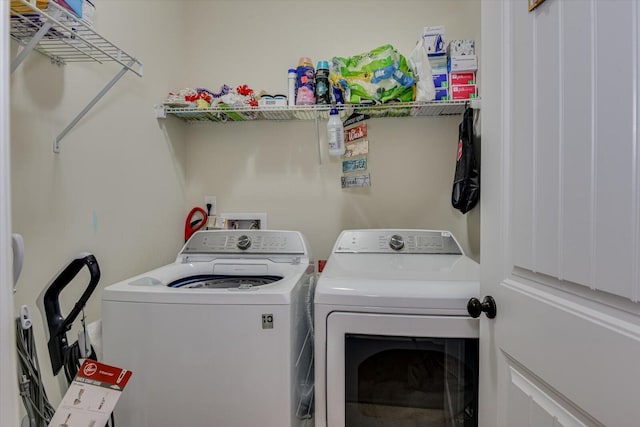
[10,0,142,75]
[162,100,473,123]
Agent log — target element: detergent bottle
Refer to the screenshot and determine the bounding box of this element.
[296,57,316,105]
[315,60,330,104]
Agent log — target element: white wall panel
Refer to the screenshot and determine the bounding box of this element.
[505,364,591,427]
[511,0,535,271]
[593,1,636,299]
[512,0,639,301]
[533,0,561,278]
[560,1,594,287]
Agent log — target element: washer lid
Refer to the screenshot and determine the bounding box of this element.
[102,259,308,305]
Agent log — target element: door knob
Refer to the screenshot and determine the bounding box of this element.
[467,296,497,319]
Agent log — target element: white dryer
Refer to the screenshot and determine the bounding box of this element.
[315,229,480,427]
[102,230,314,427]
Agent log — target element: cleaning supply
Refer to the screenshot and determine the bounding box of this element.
[296,57,316,105]
[288,68,297,106]
[315,61,331,104]
[327,109,345,156]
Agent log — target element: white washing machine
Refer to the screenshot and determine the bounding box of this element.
[315,229,480,427]
[102,230,314,427]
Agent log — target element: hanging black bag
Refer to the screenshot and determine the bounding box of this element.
[451,107,479,213]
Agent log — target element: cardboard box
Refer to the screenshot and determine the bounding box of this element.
[53,0,95,25]
[432,73,448,89]
[11,0,49,13]
[448,55,478,72]
[451,84,477,100]
[448,40,476,56]
[423,25,446,57]
[435,88,449,101]
[449,72,476,86]
[429,56,447,75]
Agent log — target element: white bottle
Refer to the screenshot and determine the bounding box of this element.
[288,68,296,106]
[327,108,345,156]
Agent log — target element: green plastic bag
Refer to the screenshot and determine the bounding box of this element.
[331,45,416,104]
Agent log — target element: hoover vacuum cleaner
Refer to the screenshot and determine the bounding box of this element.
[37,253,100,383]
[16,252,112,427]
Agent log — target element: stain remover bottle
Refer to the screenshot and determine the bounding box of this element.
[327,108,345,156]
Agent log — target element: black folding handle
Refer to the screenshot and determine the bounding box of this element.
[42,253,100,375]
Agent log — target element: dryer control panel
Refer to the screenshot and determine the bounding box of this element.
[181,230,307,255]
[334,230,463,254]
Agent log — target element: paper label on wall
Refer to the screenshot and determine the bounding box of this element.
[48,360,132,427]
[343,139,369,158]
[344,123,367,143]
[341,173,371,188]
[343,113,370,127]
[342,157,367,173]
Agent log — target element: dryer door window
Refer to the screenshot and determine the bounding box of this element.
[345,334,478,426]
[326,312,479,427]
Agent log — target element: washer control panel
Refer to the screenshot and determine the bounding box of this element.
[334,230,462,254]
[181,230,306,254]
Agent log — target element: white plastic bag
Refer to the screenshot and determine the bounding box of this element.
[409,38,436,101]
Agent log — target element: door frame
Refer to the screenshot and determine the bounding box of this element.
[479,0,509,426]
[1,1,20,424]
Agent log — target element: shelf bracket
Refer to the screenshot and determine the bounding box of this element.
[314,110,322,165]
[10,20,53,74]
[53,59,136,153]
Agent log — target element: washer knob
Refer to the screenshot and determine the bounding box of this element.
[389,234,405,251]
[237,235,251,250]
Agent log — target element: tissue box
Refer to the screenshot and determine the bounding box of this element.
[435,88,449,101]
[448,40,476,56]
[423,25,446,56]
[429,55,447,75]
[450,71,476,86]
[53,0,95,25]
[448,55,478,72]
[451,84,477,100]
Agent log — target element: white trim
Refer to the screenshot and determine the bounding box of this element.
[1,1,20,424]
[531,9,539,274]
[589,0,598,291]
[503,277,640,341]
[633,0,640,302]
[557,0,565,282]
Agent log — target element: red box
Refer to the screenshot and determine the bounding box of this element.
[451,84,477,100]
[449,72,476,86]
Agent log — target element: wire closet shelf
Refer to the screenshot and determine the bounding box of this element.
[10,0,142,75]
[162,100,472,123]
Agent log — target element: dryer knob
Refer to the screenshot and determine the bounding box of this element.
[237,235,251,250]
[389,234,405,251]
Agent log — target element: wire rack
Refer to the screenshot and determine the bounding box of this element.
[162,100,473,123]
[10,0,142,75]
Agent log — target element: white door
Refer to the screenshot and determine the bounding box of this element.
[480,1,640,426]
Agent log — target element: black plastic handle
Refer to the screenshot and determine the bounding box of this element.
[467,296,497,319]
[42,254,100,375]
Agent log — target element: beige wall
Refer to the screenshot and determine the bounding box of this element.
[180,0,481,261]
[10,0,480,406]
